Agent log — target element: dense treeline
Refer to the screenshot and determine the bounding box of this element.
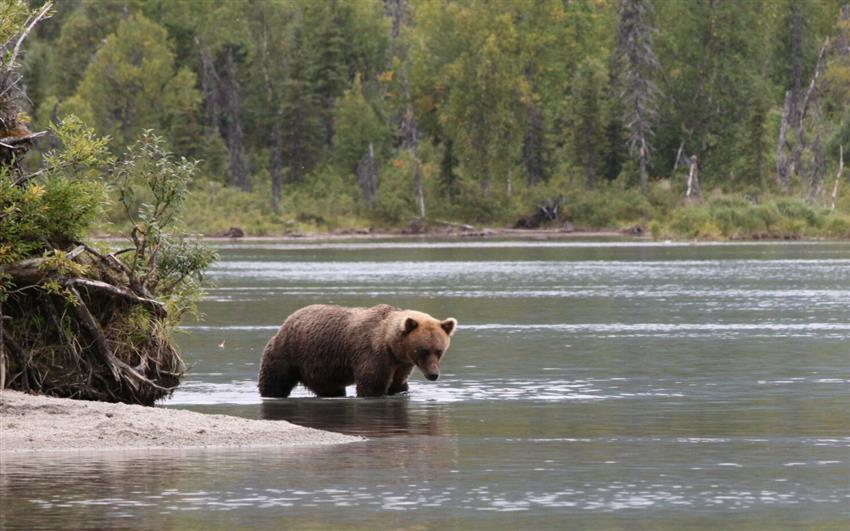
[20,0,850,236]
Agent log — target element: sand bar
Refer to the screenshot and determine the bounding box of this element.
[0,390,359,453]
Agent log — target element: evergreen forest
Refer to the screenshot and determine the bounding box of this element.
[18,0,850,238]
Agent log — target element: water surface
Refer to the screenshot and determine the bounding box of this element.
[2,240,849,529]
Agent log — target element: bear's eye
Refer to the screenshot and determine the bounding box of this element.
[434,350,444,358]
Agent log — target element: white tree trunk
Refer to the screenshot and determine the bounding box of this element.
[832,145,844,210]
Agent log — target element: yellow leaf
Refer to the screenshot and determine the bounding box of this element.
[25,184,45,201]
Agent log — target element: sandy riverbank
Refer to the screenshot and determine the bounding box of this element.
[0,391,358,454]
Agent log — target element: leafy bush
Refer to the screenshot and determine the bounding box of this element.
[562,186,654,229]
[180,180,291,236]
[822,212,850,237]
[774,198,821,227]
[662,195,850,240]
[667,207,720,239]
[0,116,111,264]
[2,122,216,404]
[373,153,420,224]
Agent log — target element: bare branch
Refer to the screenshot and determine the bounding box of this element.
[66,278,167,318]
[7,3,53,74]
[68,286,121,383]
[798,38,830,128]
[75,241,132,277]
[68,286,174,393]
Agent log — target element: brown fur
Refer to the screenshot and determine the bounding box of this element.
[258,304,457,398]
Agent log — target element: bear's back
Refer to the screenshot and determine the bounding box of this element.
[281,303,397,359]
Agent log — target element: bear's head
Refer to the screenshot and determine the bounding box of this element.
[393,310,457,381]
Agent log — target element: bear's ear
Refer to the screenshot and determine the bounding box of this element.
[402,316,418,335]
[441,318,457,336]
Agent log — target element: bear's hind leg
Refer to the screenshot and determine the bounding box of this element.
[311,385,347,398]
[258,362,300,398]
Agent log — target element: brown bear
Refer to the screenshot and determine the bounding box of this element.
[258,304,457,398]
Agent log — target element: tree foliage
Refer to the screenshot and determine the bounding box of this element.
[18,0,850,232]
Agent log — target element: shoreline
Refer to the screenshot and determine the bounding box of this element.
[93,227,638,242]
[0,390,359,454]
[89,227,850,243]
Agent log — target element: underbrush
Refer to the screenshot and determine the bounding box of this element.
[663,197,850,240]
[100,170,850,241]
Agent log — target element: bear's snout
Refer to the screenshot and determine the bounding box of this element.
[418,357,441,382]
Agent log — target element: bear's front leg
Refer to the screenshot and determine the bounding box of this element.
[354,364,391,397]
[387,365,413,395]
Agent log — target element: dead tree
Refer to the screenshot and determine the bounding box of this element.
[776,91,793,192]
[615,0,660,193]
[197,40,251,192]
[776,36,830,194]
[670,140,701,202]
[808,130,827,203]
[258,15,284,212]
[357,142,377,204]
[831,145,844,210]
[387,0,426,218]
[685,155,701,202]
[791,38,830,185]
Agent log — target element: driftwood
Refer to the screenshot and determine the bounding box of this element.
[434,219,476,231]
[514,197,563,229]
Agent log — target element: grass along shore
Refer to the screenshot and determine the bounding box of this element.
[97,181,850,242]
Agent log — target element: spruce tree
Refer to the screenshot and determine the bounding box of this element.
[615,0,659,192]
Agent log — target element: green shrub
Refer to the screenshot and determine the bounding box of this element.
[667,207,721,239]
[373,153,420,224]
[0,117,111,264]
[822,213,850,238]
[774,198,820,227]
[563,187,654,229]
[180,180,289,236]
[449,176,508,223]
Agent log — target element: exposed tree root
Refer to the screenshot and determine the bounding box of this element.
[0,253,184,406]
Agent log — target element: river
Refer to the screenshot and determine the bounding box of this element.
[2,240,849,529]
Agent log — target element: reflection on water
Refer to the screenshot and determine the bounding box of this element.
[2,241,850,529]
[259,397,450,437]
